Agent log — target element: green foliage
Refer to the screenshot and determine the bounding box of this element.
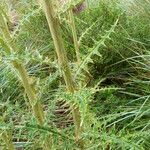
[0,0,150,149]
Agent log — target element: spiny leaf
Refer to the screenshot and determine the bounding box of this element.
[78,17,102,45]
[74,18,119,79]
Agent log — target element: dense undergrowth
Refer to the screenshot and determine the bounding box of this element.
[0,0,150,149]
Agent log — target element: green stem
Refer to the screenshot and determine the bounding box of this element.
[0,10,52,150]
[13,64,54,150]
[12,61,45,125]
[41,0,75,92]
[40,0,84,148]
[68,9,81,63]
[68,7,92,86]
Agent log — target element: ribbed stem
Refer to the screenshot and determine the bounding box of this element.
[68,9,81,63]
[0,11,15,150]
[40,0,84,148]
[0,10,52,150]
[12,61,45,125]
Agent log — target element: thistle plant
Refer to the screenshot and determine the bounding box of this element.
[0,0,150,149]
[0,6,52,150]
[40,0,84,148]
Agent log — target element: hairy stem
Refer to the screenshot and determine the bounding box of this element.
[40,0,84,148]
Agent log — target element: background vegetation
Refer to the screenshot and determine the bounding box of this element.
[0,0,150,149]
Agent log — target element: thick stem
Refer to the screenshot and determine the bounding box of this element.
[0,11,15,150]
[0,11,52,150]
[41,0,75,92]
[13,63,53,150]
[40,0,83,148]
[12,61,45,125]
[68,9,81,63]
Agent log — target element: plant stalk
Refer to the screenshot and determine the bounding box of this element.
[68,9,81,63]
[40,0,84,148]
[0,11,15,150]
[0,11,52,150]
[67,2,92,85]
[12,61,45,125]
